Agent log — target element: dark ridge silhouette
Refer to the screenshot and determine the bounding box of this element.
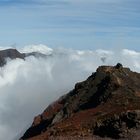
[20,64,140,140]
[0,48,49,67]
[0,49,25,66]
[23,52,49,58]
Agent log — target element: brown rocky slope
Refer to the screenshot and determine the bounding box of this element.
[20,64,140,140]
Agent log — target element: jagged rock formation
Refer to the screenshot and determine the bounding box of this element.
[20,64,140,140]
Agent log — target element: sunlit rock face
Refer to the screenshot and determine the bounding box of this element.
[20,64,140,140]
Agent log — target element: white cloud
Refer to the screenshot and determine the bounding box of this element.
[20,44,53,55]
[0,45,140,140]
[122,49,140,57]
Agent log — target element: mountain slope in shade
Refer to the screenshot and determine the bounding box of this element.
[0,48,49,67]
[0,49,25,66]
[20,64,140,140]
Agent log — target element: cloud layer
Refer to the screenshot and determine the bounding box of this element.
[0,45,140,140]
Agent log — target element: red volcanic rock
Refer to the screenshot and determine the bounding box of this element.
[20,64,140,140]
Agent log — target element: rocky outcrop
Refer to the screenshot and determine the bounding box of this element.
[20,64,140,140]
[94,110,140,138]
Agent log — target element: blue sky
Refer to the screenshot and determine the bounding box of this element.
[0,0,140,50]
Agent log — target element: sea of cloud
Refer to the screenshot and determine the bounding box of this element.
[0,45,140,140]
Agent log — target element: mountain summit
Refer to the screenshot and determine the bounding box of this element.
[20,64,140,140]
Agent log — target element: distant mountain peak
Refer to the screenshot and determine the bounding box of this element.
[0,48,25,66]
[0,48,49,67]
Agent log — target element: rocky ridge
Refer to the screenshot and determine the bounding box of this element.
[0,48,48,66]
[20,64,140,140]
[0,49,25,66]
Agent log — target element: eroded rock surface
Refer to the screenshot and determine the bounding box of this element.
[20,64,140,140]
